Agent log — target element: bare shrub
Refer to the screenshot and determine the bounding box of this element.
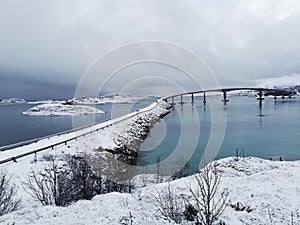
[232,148,247,161]
[156,156,161,184]
[24,154,99,206]
[187,161,229,225]
[267,208,274,225]
[290,210,300,225]
[23,156,70,206]
[170,155,191,179]
[0,169,21,216]
[41,153,55,162]
[120,211,134,225]
[233,147,239,161]
[24,152,137,207]
[154,184,183,224]
[65,155,97,201]
[88,153,133,194]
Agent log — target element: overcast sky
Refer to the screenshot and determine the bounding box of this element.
[1,0,300,99]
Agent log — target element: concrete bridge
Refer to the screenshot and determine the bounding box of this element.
[162,87,297,106]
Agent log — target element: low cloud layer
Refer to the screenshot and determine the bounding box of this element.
[1,0,300,98]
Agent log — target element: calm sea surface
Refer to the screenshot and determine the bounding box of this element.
[1,96,300,172]
[138,96,300,173]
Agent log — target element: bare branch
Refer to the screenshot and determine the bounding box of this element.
[0,169,21,216]
[186,161,229,225]
[153,184,183,224]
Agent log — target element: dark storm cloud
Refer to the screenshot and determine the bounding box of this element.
[0,0,300,98]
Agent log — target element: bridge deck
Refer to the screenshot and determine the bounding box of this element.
[163,87,296,99]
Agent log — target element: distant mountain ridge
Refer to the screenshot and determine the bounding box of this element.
[267,84,300,93]
[0,94,151,105]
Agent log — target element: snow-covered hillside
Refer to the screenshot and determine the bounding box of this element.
[229,74,300,97]
[1,157,299,225]
[22,103,105,116]
[255,73,300,90]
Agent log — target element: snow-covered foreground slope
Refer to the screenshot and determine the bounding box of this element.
[1,157,300,225]
[22,103,105,116]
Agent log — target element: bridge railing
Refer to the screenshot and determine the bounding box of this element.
[0,122,104,152]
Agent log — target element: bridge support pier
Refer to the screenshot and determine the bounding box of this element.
[257,90,264,108]
[221,91,229,105]
[171,96,175,105]
[191,93,194,103]
[203,92,206,105]
[179,95,184,105]
[282,95,285,99]
[257,90,264,101]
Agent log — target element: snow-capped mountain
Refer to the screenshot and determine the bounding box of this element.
[255,73,300,92]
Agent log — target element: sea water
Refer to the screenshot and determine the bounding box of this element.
[138,96,300,173]
[1,96,299,171]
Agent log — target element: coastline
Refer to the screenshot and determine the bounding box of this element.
[0,100,171,164]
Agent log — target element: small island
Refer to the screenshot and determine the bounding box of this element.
[22,103,105,116]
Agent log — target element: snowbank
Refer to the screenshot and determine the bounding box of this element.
[22,103,105,116]
[1,157,300,225]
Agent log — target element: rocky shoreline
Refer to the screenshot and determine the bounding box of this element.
[96,100,171,164]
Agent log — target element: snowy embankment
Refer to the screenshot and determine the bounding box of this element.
[22,103,105,116]
[1,157,300,225]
